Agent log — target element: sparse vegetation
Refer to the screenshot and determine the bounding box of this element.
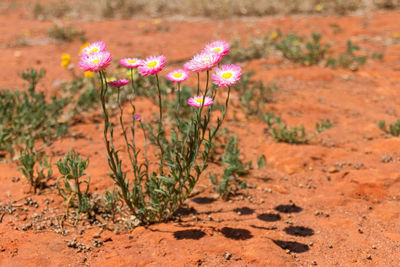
[275,33,330,66]
[18,148,52,194]
[379,120,400,136]
[47,23,86,42]
[224,33,277,63]
[210,136,250,200]
[28,0,400,20]
[326,40,368,70]
[0,68,69,156]
[56,151,91,213]
[262,113,333,144]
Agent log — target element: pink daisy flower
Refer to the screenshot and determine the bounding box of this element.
[183,51,222,72]
[212,64,242,87]
[107,79,130,87]
[138,55,166,76]
[79,41,107,57]
[166,69,189,82]
[188,96,213,108]
[78,51,112,72]
[135,114,142,121]
[119,58,142,68]
[203,40,230,57]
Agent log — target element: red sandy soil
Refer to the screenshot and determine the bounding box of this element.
[1,6,400,267]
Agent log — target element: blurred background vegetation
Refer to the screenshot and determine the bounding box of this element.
[1,0,400,20]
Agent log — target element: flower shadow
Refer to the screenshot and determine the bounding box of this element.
[233,207,255,215]
[257,213,281,222]
[173,229,206,240]
[191,197,215,204]
[272,240,309,253]
[274,204,303,213]
[284,226,314,237]
[220,227,253,240]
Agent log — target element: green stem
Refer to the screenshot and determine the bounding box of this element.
[155,74,163,127]
[117,86,135,169]
[196,72,200,95]
[155,74,165,175]
[176,82,181,125]
[196,70,210,124]
[139,121,149,170]
[75,175,83,209]
[130,68,136,98]
[98,71,135,214]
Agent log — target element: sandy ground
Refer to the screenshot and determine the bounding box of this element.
[0,6,400,267]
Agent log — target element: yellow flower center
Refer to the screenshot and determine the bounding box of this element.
[195,98,203,103]
[148,61,157,68]
[173,73,182,78]
[212,47,221,52]
[222,72,232,79]
[92,59,100,64]
[89,48,99,54]
[128,59,136,64]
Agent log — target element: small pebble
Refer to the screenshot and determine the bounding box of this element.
[358,228,363,234]
[224,252,232,260]
[366,254,372,260]
[309,242,313,246]
[328,244,333,248]
[312,260,317,265]
[372,245,376,249]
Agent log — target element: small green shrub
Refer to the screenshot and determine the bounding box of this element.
[102,187,121,222]
[76,86,98,112]
[326,40,367,70]
[234,71,276,116]
[271,121,308,144]
[224,33,277,63]
[18,148,52,194]
[262,113,333,144]
[379,120,400,136]
[0,68,69,155]
[315,119,333,134]
[257,155,267,169]
[210,136,250,200]
[275,33,330,66]
[56,151,91,213]
[47,23,86,42]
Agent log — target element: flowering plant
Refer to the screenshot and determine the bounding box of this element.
[78,40,241,224]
